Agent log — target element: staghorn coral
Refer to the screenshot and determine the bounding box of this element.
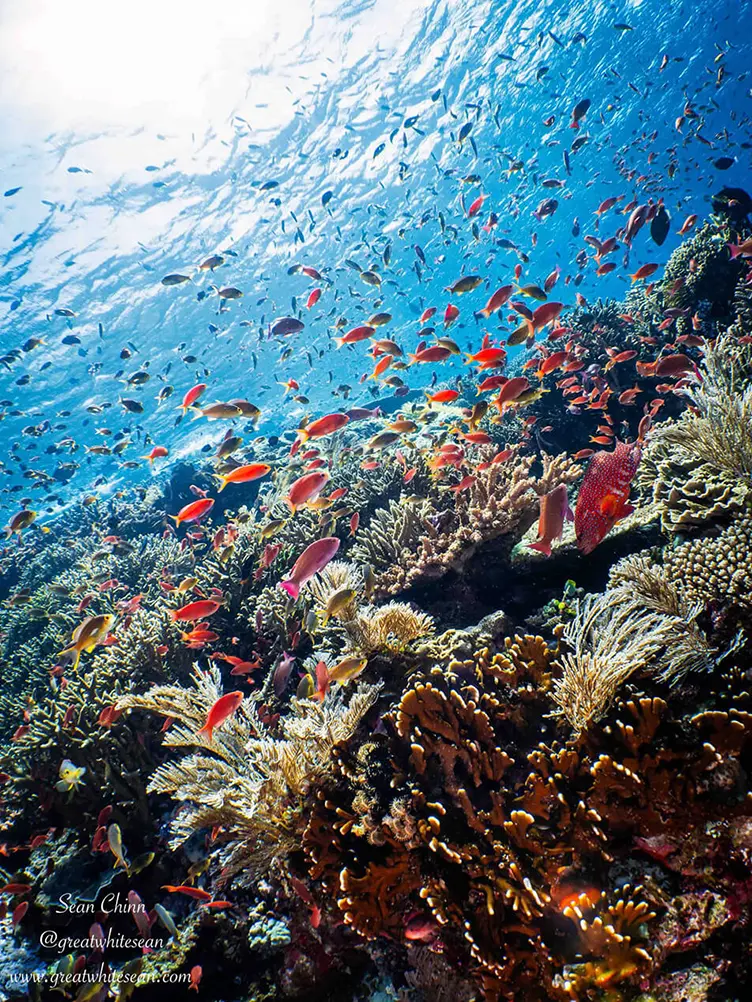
[118,663,380,883]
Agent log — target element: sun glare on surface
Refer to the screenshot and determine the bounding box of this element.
[0,0,311,138]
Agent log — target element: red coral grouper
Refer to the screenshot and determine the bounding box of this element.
[574,441,641,554]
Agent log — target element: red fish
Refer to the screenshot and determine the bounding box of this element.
[427,389,459,404]
[495,376,530,408]
[306,288,322,309]
[478,285,513,318]
[215,463,271,492]
[630,262,660,282]
[162,885,213,902]
[465,347,507,367]
[196,691,244,743]
[170,498,215,527]
[574,441,641,554]
[443,304,459,327]
[297,413,349,441]
[142,446,169,465]
[334,325,375,347]
[179,383,207,413]
[467,193,487,217]
[528,301,563,335]
[169,599,221,622]
[408,345,452,364]
[286,471,330,512]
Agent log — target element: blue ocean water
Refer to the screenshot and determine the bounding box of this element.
[0,0,749,512]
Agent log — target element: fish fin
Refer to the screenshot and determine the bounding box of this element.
[599,493,621,517]
[565,504,574,522]
[528,541,552,557]
[196,723,214,743]
[60,646,81,671]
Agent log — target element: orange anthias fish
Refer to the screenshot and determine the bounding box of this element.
[574,441,641,554]
[214,463,271,492]
[196,691,244,743]
[297,413,349,441]
[170,498,215,526]
[142,445,169,465]
[286,470,330,512]
[529,485,573,557]
[169,599,221,622]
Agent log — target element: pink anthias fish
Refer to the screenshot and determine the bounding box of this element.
[279,536,340,599]
[574,441,641,555]
[528,484,573,557]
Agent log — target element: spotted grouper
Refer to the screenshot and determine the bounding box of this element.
[574,441,641,554]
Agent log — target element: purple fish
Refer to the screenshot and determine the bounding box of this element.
[273,651,296,697]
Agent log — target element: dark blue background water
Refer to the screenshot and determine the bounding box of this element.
[0,0,749,512]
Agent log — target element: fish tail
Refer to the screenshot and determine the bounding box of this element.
[214,476,228,493]
[169,515,181,526]
[196,722,214,743]
[728,243,741,259]
[296,428,310,442]
[60,646,81,671]
[333,337,345,348]
[279,580,299,600]
[168,609,180,622]
[528,541,552,557]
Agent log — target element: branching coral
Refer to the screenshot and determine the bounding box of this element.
[352,452,580,597]
[118,664,380,883]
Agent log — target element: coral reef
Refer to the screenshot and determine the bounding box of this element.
[118,664,381,882]
[3,213,752,1002]
[352,452,580,597]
